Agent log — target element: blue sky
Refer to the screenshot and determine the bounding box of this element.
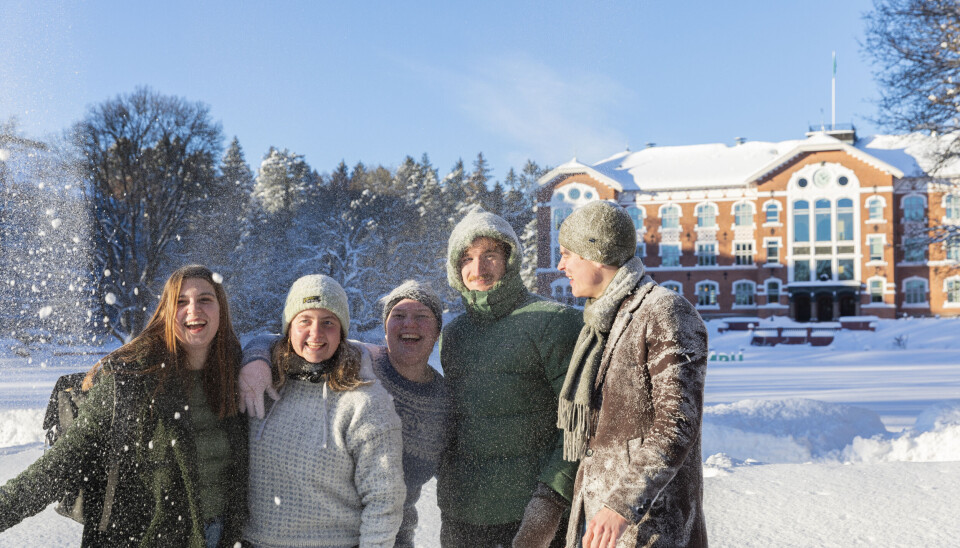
[1,0,881,180]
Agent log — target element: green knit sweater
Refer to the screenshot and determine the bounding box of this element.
[437,274,583,525]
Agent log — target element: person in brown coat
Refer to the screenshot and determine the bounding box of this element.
[555,201,708,548]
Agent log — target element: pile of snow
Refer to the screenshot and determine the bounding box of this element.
[702,398,960,468]
[0,409,47,449]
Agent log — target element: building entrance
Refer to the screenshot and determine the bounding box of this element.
[816,293,834,322]
[839,293,857,318]
[794,293,811,322]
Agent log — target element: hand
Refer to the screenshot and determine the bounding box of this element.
[238,360,278,419]
[581,507,629,548]
[512,483,567,548]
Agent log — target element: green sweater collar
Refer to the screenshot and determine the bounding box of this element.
[460,274,527,322]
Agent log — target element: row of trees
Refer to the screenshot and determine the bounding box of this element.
[1,88,545,343]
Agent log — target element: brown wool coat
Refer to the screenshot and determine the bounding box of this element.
[566,278,708,548]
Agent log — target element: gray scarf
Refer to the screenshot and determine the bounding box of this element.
[557,257,645,461]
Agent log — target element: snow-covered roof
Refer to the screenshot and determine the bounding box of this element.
[540,132,956,193]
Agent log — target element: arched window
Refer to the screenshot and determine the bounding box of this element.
[836,198,854,241]
[695,281,718,307]
[733,281,755,306]
[869,278,885,303]
[903,195,925,221]
[766,279,781,304]
[904,279,928,305]
[661,205,680,229]
[794,200,810,242]
[946,278,960,304]
[734,202,754,227]
[627,206,645,230]
[866,196,885,221]
[764,202,781,223]
[945,194,960,222]
[696,203,716,228]
[815,199,832,242]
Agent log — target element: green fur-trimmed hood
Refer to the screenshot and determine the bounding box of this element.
[446,208,522,294]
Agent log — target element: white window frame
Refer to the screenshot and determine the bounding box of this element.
[696,242,717,266]
[764,278,782,306]
[866,195,886,223]
[902,277,929,307]
[945,276,960,307]
[734,241,754,266]
[661,281,683,295]
[867,234,886,265]
[695,202,718,229]
[695,280,720,309]
[943,193,960,223]
[902,194,927,223]
[764,237,781,264]
[659,203,681,230]
[762,200,782,226]
[732,280,756,307]
[732,200,755,228]
[660,243,681,267]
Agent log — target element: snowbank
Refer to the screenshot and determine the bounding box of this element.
[0,409,46,449]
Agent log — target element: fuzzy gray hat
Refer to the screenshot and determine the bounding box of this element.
[446,207,522,293]
[558,201,637,267]
[282,274,350,337]
[380,280,443,331]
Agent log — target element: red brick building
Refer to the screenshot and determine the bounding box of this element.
[536,129,960,320]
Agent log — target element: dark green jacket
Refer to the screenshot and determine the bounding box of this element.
[0,360,248,547]
[438,274,583,525]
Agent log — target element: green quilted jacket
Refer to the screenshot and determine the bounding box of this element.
[0,359,248,547]
[438,274,583,525]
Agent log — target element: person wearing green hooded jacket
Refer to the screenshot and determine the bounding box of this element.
[439,208,583,548]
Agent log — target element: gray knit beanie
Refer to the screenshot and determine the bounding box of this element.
[282,274,350,337]
[558,201,636,267]
[446,207,522,293]
[380,280,443,331]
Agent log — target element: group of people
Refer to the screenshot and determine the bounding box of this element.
[0,201,708,548]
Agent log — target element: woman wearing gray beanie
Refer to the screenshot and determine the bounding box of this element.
[244,274,405,548]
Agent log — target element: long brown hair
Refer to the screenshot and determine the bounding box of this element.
[84,265,242,418]
[271,330,368,392]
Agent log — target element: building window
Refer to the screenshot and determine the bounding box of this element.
[869,279,884,303]
[661,244,680,267]
[636,242,646,258]
[697,203,716,228]
[627,206,644,230]
[735,242,754,265]
[815,199,832,242]
[903,195,925,222]
[905,280,927,305]
[765,202,780,223]
[836,198,854,241]
[816,259,832,280]
[794,200,810,242]
[867,197,884,221]
[553,206,573,230]
[662,281,681,294]
[948,241,959,262]
[661,205,680,229]
[766,280,780,303]
[696,282,718,306]
[904,237,925,263]
[734,202,754,227]
[946,194,960,222]
[869,236,884,262]
[765,240,779,263]
[794,260,811,282]
[947,278,960,304]
[837,259,855,281]
[734,281,755,306]
[697,242,717,266]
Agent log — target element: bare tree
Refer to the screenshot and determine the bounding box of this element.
[75,87,222,342]
[865,0,960,260]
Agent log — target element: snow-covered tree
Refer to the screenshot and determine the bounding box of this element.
[74,87,223,342]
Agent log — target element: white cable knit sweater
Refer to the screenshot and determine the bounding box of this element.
[245,346,405,548]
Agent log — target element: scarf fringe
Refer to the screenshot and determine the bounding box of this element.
[558,399,590,461]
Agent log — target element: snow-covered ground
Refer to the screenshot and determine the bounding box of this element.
[1,318,958,547]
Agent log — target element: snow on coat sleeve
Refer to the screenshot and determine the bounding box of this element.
[0,373,114,530]
[603,291,707,522]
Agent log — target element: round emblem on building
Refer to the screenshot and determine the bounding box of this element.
[813,168,831,188]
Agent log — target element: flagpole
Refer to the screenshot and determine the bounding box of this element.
[832,51,837,130]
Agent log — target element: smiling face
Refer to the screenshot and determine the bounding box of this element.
[557,245,615,299]
[385,298,440,370]
[459,236,508,292]
[289,308,342,363]
[174,278,221,366]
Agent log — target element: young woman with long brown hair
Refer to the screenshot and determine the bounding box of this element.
[0,265,247,548]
